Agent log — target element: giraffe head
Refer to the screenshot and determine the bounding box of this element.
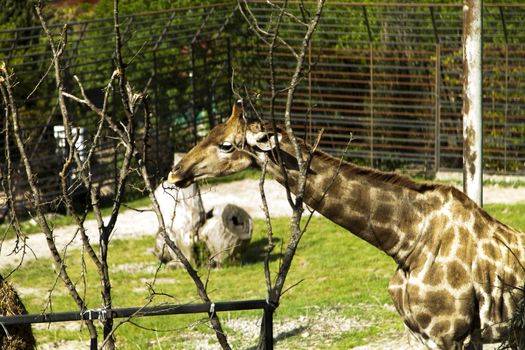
[167,102,282,188]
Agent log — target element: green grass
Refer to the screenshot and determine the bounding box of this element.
[485,203,525,231]
[4,216,401,349]
[4,202,525,349]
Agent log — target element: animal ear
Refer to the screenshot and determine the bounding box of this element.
[227,100,243,123]
[246,130,282,151]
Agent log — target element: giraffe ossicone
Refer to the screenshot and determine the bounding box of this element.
[168,102,525,350]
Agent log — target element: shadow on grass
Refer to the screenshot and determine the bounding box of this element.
[241,237,281,265]
[275,325,309,342]
[245,325,309,350]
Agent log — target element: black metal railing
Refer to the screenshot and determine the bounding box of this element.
[0,299,274,350]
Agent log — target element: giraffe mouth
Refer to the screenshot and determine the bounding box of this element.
[167,171,194,188]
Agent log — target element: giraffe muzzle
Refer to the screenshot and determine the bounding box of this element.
[167,170,194,188]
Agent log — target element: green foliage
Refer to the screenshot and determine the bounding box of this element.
[88,0,229,19]
[0,0,37,30]
[485,203,525,232]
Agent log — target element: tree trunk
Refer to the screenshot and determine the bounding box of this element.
[153,153,205,267]
[199,204,253,266]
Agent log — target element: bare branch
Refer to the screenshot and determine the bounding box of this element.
[247,2,326,348]
[266,0,308,26]
[239,0,298,58]
[270,0,325,299]
[63,72,126,141]
[1,57,99,346]
[259,159,275,295]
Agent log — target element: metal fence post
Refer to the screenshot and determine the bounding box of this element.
[153,51,161,179]
[499,6,509,173]
[226,37,233,115]
[203,41,213,129]
[308,40,313,145]
[264,305,274,350]
[191,42,198,144]
[504,43,508,173]
[369,43,374,168]
[431,6,441,174]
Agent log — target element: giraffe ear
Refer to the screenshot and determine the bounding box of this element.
[227,100,243,123]
[246,130,282,151]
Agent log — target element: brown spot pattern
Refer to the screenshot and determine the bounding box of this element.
[423,265,444,287]
[425,290,455,315]
[415,313,432,330]
[440,228,456,257]
[447,261,468,289]
[432,320,451,335]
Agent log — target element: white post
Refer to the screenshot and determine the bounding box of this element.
[462,0,483,207]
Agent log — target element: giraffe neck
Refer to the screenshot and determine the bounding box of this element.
[261,140,432,267]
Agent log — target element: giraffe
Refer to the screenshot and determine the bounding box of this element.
[167,102,525,349]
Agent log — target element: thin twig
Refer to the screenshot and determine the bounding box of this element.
[1,57,98,345]
[239,0,298,58]
[268,0,325,303]
[259,159,275,295]
[244,2,326,348]
[266,0,308,26]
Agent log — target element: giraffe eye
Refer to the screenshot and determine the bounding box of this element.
[218,141,234,153]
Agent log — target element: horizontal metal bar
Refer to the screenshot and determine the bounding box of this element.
[0,2,237,34]
[0,300,269,326]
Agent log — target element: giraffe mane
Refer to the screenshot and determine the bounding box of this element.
[348,165,439,193]
[314,151,439,193]
[253,120,439,194]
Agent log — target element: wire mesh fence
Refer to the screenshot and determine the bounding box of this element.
[244,2,525,175]
[1,2,525,213]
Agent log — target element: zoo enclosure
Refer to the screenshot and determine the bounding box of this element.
[1,2,525,211]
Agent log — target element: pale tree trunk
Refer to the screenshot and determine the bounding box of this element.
[199,203,253,266]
